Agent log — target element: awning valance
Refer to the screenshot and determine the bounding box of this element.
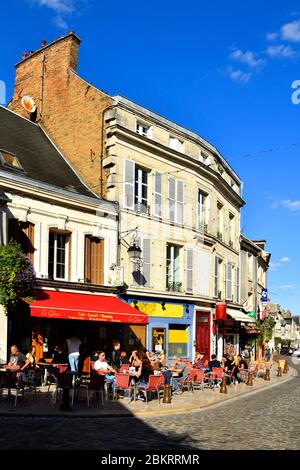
[29,290,148,324]
[227,308,253,323]
[242,324,261,335]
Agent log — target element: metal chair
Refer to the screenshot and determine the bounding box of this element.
[137,374,164,405]
[180,370,196,393]
[114,373,134,400]
[80,373,105,407]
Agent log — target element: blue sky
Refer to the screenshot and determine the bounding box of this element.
[1,0,300,314]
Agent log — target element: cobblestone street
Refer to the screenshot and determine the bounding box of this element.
[0,359,299,450]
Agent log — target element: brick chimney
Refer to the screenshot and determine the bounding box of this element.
[8,32,81,122]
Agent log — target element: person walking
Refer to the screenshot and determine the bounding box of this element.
[65,334,81,372]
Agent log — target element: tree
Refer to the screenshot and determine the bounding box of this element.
[0,241,36,312]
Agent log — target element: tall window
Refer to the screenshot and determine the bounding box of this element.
[124,160,148,214]
[48,231,70,280]
[236,267,240,303]
[166,244,181,291]
[8,219,35,264]
[169,178,183,224]
[169,137,183,152]
[84,236,104,285]
[197,190,207,232]
[226,262,232,301]
[216,202,223,240]
[134,166,148,213]
[229,213,235,246]
[136,122,149,137]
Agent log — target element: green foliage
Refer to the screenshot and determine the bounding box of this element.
[0,241,36,312]
[255,316,276,345]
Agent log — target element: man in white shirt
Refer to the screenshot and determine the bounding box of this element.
[65,335,81,372]
[94,351,116,392]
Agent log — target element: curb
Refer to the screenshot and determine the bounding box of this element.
[0,367,296,419]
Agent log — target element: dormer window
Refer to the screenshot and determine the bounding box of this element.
[0,150,24,171]
[136,122,149,137]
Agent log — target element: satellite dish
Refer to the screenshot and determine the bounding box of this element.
[21,95,36,113]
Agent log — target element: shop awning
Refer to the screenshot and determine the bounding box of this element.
[227,308,253,323]
[242,324,261,335]
[29,290,148,324]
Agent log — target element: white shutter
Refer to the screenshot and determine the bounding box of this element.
[142,239,151,287]
[236,267,240,303]
[199,250,210,296]
[226,262,232,300]
[176,180,184,224]
[124,160,135,210]
[214,255,219,298]
[169,177,175,222]
[186,248,193,293]
[154,172,162,217]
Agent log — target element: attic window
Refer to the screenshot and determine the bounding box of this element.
[0,150,24,171]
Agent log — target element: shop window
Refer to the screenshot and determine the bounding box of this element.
[168,324,188,357]
[152,327,166,353]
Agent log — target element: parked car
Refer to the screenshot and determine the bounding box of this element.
[280,347,290,355]
[291,348,300,359]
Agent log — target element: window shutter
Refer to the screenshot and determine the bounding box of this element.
[198,250,210,296]
[154,172,162,217]
[226,262,232,300]
[142,239,151,287]
[236,267,240,303]
[169,177,175,222]
[214,255,219,298]
[176,180,184,224]
[186,248,193,293]
[84,235,91,283]
[124,160,135,210]
[132,237,142,286]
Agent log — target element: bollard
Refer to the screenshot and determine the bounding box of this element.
[59,386,71,411]
[220,375,227,394]
[283,361,288,374]
[163,384,172,403]
[246,371,253,386]
[277,366,282,377]
[264,368,270,381]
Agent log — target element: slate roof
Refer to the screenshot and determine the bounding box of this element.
[0,106,95,198]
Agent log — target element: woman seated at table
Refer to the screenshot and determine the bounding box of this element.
[20,345,38,372]
[193,352,206,370]
[94,351,116,393]
[134,352,154,395]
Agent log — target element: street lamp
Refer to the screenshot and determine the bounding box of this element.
[127,241,142,264]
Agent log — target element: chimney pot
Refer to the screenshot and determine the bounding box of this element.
[22,52,27,60]
[69,31,75,35]
[41,40,47,47]
[29,50,34,56]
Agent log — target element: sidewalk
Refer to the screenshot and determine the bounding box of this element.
[0,365,296,418]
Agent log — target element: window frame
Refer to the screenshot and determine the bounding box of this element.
[48,230,70,281]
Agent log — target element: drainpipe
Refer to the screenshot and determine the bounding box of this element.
[39,53,46,119]
[100,104,116,198]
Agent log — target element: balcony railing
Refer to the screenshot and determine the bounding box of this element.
[134,203,150,216]
[198,222,208,233]
[216,231,223,241]
[166,281,182,292]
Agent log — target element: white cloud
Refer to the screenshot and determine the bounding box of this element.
[269,262,281,270]
[33,0,75,13]
[280,257,290,263]
[266,44,296,58]
[226,66,252,84]
[53,15,69,29]
[230,49,265,68]
[281,20,300,42]
[266,32,279,41]
[282,199,300,211]
[277,285,294,290]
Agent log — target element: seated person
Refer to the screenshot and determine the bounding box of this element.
[193,352,206,370]
[120,351,130,365]
[94,351,116,393]
[168,356,188,394]
[21,346,38,371]
[134,353,154,399]
[7,345,26,369]
[237,354,248,370]
[208,354,221,372]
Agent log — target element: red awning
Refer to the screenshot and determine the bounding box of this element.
[29,290,148,324]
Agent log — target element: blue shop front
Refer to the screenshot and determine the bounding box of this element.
[126,298,194,362]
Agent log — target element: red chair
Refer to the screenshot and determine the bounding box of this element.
[52,364,68,374]
[211,367,223,387]
[119,364,130,373]
[137,374,164,405]
[114,373,134,400]
[192,369,206,391]
[182,360,192,368]
[180,369,196,393]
